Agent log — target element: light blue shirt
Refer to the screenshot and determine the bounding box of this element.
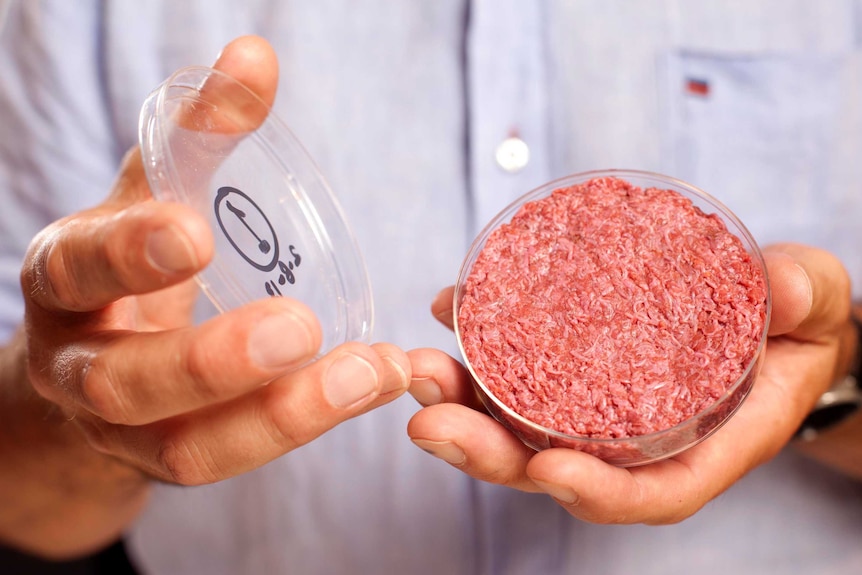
[1,1,861,574]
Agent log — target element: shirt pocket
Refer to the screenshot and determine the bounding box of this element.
[658,50,853,248]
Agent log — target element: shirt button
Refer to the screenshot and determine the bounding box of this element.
[495,136,530,173]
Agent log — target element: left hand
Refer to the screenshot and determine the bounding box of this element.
[406,242,853,524]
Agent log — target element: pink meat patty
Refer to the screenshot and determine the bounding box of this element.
[458,176,768,439]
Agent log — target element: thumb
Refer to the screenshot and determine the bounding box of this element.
[212,35,279,105]
[763,243,850,341]
[113,35,280,204]
[183,34,280,132]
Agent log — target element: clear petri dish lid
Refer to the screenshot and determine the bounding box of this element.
[138,66,373,358]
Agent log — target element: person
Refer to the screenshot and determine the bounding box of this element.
[0,2,861,574]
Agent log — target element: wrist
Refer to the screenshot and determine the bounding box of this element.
[0,328,151,559]
[794,314,862,442]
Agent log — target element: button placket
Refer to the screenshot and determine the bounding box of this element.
[468,0,551,230]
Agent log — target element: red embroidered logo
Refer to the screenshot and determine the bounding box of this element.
[685,78,710,97]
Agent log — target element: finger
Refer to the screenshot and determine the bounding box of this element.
[525,331,838,525]
[134,279,205,332]
[763,243,850,341]
[762,250,810,336]
[111,36,280,206]
[526,397,775,525]
[526,448,702,525]
[186,35,279,132]
[431,286,455,330]
[79,341,401,484]
[361,342,412,406]
[406,348,484,410]
[407,403,540,492]
[526,368,811,526]
[30,35,282,311]
[73,298,321,425]
[22,200,213,313]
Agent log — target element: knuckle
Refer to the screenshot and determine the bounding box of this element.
[44,245,85,310]
[631,473,702,526]
[582,506,644,526]
[258,388,315,451]
[41,223,104,311]
[28,347,87,407]
[103,218,142,289]
[20,245,46,303]
[20,225,58,303]
[478,465,520,486]
[157,435,219,486]
[79,356,131,424]
[182,341,221,403]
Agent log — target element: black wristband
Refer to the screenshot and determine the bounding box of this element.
[794,315,862,441]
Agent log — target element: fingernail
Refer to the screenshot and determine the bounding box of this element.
[381,357,409,394]
[533,480,579,505]
[146,226,197,274]
[324,353,378,408]
[248,314,314,369]
[410,377,443,406]
[412,439,466,466]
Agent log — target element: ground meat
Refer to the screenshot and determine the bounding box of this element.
[458,176,767,439]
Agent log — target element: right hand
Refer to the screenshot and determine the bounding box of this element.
[19,35,410,486]
[406,245,854,522]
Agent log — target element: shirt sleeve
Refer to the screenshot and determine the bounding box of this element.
[0,0,120,341]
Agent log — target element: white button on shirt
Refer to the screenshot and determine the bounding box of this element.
[495,135,530,173]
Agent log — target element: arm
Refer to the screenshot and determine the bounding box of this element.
[0,36,410,560]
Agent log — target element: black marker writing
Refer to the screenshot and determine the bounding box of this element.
[225,200,271,254]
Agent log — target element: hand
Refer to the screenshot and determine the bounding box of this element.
[406,243,851,524]
[20,35,410,486]
[4,35,409,558]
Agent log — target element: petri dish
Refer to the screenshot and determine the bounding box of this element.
[454,170,771,466]
[139,66,373,358]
